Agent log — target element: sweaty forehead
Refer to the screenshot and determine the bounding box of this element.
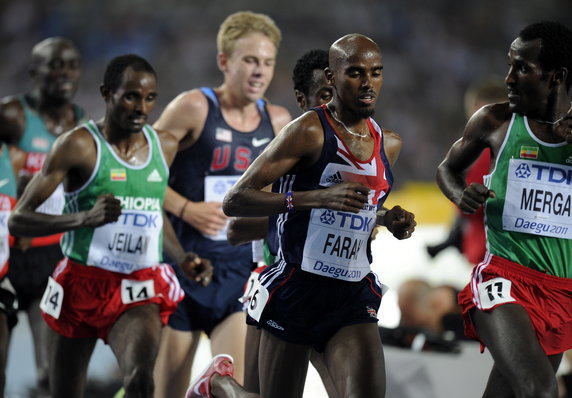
[330,38,382,70]
[120,67,156,90]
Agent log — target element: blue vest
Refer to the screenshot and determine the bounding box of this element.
[169,88,276,259]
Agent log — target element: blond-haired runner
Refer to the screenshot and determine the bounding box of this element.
[152,11,291,398]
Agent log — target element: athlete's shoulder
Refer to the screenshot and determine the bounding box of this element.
[154,88,208,143]
[167,88,208,113]
[282,109,324,140]
[45,125,97,173]
[380,127,402,166]
[470,101,512,133]
[266,103,292,134]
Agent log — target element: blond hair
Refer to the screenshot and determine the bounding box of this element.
[217,11,282,56]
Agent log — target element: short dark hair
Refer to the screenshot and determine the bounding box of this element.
[103,54,156,93]
[519,21,572,89]
[292,49,329,96]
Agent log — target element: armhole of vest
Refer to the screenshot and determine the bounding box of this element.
[145,125,169,173]
[304,107,328,173]
[67,122,101,195]
[200,87,218,106]
[373,120,394,189]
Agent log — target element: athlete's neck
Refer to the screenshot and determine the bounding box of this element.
[214,85,262,132]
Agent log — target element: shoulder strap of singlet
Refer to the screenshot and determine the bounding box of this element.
[200,87,267,114]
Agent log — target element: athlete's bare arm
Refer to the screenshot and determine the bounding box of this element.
[224,111,370,217]
[437,103,511,214]
[154,90,227,236]
[373,127,416,239]
[227,217,269,246]
[8,127,121,237]
[156,127,214,285]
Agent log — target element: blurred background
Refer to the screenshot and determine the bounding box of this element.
[2,0,572,396]
[2,0,571,184]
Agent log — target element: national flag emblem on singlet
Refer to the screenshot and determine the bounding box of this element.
[110,168,127,181]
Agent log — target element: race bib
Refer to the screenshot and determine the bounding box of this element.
[239,270,261,304]
[503,159,572,239]
[40,277,64,319]
[246,278,270,322]
[87,210,162,273]
[252,239,265,263]
[36,183,65,215]
[0,208,9,270]
[477,277,515,310]
[203,175,239,241]
[121,279,155,304]
[301,205,376,281]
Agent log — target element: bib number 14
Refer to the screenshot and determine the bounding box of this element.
[121,279,155,304]
[40,277,64,319]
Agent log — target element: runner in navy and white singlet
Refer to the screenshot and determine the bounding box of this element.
[222,34,416,398]
[152,11,291,398]
[227,49,343,397]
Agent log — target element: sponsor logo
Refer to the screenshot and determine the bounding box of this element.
[266,320,284,330]
[115,196,161,211]
[366,306,377,318]
[514,163,531,179]
[146,169,162,182]
[252,137,271,147]
[519,146,538,159]
[0,179,9,188]
[110,168,127,181]
[216,128,232,143]
[320,210,336,225]
[524,163,572,185]
[313,261,362,279]
[326,171,343,184]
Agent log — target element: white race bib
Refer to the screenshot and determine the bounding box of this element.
[0,208,9,269]
[40,277,64,319]
[36,183,65,215]
[121,279,155,304]
[301,205,376,281]
[203,175,240,241]
[477,277,515,310]
[503,159,572,239]
[239,270,261,304]
[246,278,270,322]
[87,210,162,273]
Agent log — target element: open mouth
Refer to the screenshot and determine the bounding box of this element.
[358,93,376,105]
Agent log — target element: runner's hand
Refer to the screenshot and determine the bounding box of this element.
[459,182,495,214]
[83,193,121,227]
[181,201,227,236]
[383,205,416,240]
[180,252,213,287]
